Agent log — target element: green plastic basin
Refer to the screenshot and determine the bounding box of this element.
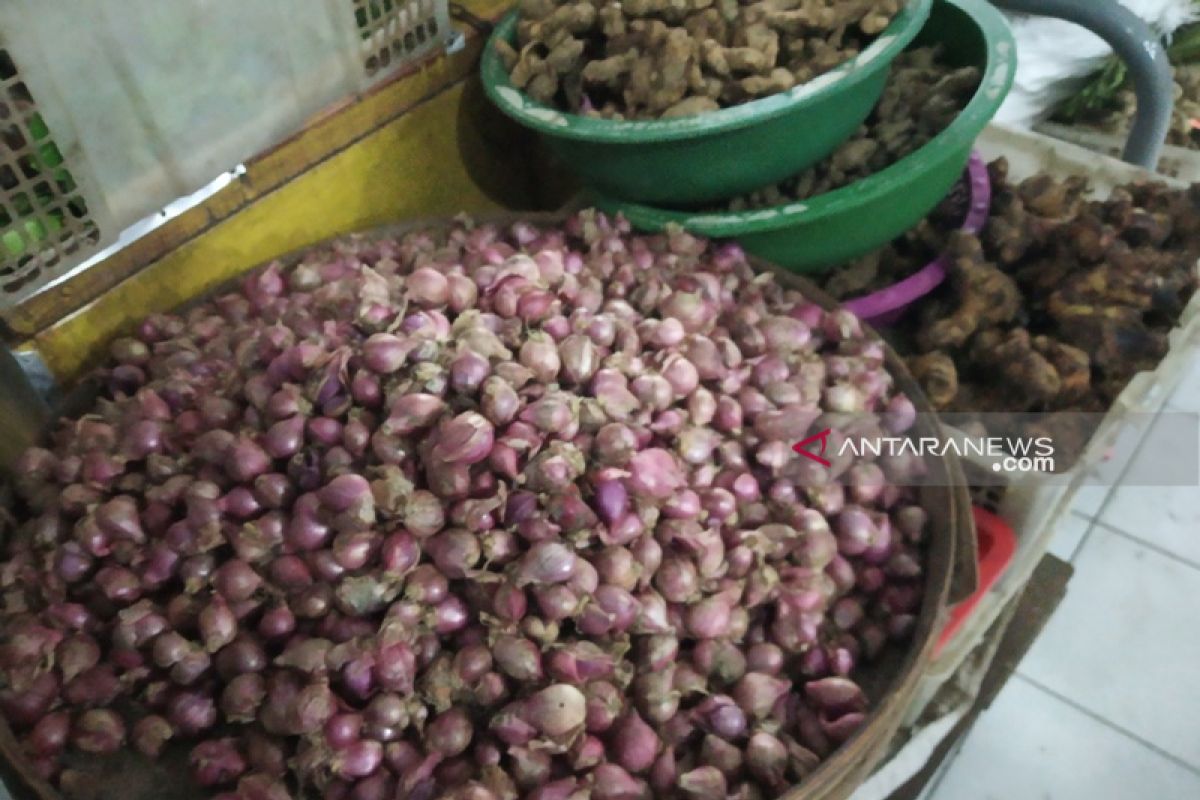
[480,0,933,206]
[592,0,1015,273]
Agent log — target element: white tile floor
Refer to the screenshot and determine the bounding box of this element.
[924,369,1200,799]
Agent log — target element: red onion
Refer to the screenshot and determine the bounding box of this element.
[626,448,685,498]
[685,595,732,639]
[491,583,528,623]
[191,737,247,786]
[745,731,788,790]
[238,773,292,800]
[578,584,639,636]
[222,673,267,722]
[590,764,643,800]
[269,554,314,590]
[362,333,408,373]
[515,541,577,586]
[426,529,482,578]
[702,734,744,777]
[200,595,238,652]
[214,559,263,602]
[95,495,145,543]
[527,684,587,736]
[592,479,628,525]
[56,634,101,683]
[630,667,679,724]
[493,635,543,682]
[258,605,296,640]
[323,712,364,750]
[130,715,173,758]
[385,394,445,434]
[0,213,933,799]
[654,557,699,604]
[0,672,58,728]
[820,710,866,743]
[55,543,93,583]
[72,709,126,754]
[320,473,372,514]
[427,707,474,756]
[733,673,791,720]
[610,711,660,773]
[581,680,622,734]
[746,643,784,676]
[332,530,379,571]
[216,636,268,678]
[335,742,385,782]
[804,676,867,715]
[529,777,580,800]
[693,695,748,740]
[491,705,538,746]
[678,766,727,800]
[226,436,271,482]
[95,564,141,603]
[888,613,917,641]
[167,689,218,735]
[27,711,70,757]
[251,475,293,510]
[64,665,121,707]
[649,749,677,795]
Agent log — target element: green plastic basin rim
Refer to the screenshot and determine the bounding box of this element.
[596,0,1016,236]
[480,0,934,144]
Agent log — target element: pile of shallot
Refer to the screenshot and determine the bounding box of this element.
[0,211,928,800]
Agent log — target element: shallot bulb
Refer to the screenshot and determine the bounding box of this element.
[0,211,928,800]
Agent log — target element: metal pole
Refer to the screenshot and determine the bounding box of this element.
[992,0,1174,169]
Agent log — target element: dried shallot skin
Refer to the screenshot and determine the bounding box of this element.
[0,210,927,798]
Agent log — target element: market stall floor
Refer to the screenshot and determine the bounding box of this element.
[922,362,1200,799]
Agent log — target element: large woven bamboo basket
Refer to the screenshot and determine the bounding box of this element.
[0,213,976,800]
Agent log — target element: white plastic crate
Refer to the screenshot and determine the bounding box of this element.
[0,0,452,309]
[900,122,1200,725]
[1035,121,1200,182]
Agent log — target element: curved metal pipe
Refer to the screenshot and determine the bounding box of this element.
[992,0,1174,169]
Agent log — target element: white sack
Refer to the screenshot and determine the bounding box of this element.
[996,0,1199,128]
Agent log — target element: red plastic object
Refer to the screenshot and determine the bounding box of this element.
[934,506,1017,656]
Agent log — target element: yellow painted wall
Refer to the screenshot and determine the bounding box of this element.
[31,80,536,381]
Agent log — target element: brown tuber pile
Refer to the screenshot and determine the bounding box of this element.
[885,160,1200,461]
[497,0,906,120]
[0,212,931,800]
[726,46,980,210]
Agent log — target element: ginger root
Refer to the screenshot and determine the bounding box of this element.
[886,161,1198,470]
[505,0,904,120]
[725,47,981,209]
[907,352,958,410]
[916,232,1020,352]
[1032,336,1091,404]
[661,96,721,118]
[968,329,1061,411]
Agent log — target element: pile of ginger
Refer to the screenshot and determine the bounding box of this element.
[893,160,1200,463]
[496,0,905,120]
[726,45,979,210]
